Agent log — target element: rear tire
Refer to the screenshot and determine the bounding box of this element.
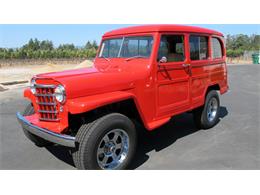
[22,103,53,147]
[193,90,220,129]
[72,113,137,170]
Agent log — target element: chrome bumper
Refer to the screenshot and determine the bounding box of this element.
[16,112,75,147]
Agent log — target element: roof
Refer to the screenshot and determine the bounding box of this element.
[103,25,223,37]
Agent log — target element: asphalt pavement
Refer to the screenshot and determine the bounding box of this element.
[0,64,259,169]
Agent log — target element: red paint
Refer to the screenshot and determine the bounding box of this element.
[23,25,228,134]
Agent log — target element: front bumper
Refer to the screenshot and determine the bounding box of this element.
[16,112,75,147]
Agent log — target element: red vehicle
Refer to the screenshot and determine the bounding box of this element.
[17,25,228,170]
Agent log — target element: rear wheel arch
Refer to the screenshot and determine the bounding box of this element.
[193,90,220,129]
[205,84,220,99]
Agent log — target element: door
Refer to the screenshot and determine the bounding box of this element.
[156,33,191,117]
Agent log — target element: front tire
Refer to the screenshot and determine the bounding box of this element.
[193,90,220,129]
[22,103,52,147]
[72,113,137,170]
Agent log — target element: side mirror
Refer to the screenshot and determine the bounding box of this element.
[158,56,167,69]
[159,56,168,63]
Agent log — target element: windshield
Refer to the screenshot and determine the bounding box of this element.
[98,36,154,58]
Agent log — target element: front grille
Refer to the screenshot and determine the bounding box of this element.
[35,84,59,121]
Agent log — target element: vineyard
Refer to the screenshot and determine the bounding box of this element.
[0,39,98,59]
[0,34,259,60]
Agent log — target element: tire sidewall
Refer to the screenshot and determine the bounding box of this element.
[202,91,220,128]
[81,114,137,170]
[23,103,35,116]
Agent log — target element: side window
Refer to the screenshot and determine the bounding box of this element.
[212,37,223,59]
[120,36,153,57]
[100,38,122,58]
[158,35,185,63]
[189,35,209,61]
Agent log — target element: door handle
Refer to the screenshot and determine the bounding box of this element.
[182,64,190,68]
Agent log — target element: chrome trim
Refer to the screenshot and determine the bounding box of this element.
[34,83,60,121]
[16,112,75,147]
[35,84,56,89]
[54,85,66,104]
[97,129,129,170]
[35,94,55,97]
[36,101,57,106]
[207,97,218,122]
[39,117,60,121]
[38,110,58,114]
[117,37,125,57]
[182,63,190,68]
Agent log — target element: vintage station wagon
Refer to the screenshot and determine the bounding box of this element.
[17,25,228,169]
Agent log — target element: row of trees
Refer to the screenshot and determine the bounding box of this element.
[0,34,259,59]
[226,34,260,58]
[0,39,98,59]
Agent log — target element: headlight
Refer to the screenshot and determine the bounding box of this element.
[54,85,66,103]
[30,78,36,94]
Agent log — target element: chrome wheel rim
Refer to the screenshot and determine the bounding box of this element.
[207,97,218,122]
[97,129,129,170]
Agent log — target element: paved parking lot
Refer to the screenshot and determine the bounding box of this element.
[0,64,259,169]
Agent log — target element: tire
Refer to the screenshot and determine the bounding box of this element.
[22,103,52,147]
[72,113,137,170]
[193,90,220,129]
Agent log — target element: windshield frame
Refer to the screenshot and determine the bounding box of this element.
[98,34,155,59]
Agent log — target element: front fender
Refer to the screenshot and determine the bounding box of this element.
[24,88,33,99]
[67,91,138,115]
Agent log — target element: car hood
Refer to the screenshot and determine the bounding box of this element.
[36,60,150,99]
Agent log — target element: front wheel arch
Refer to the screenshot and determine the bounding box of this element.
[68,98,146,135]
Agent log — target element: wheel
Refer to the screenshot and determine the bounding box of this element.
[193,90,220,129]
[22,103,53,147]
[72,113,137,170]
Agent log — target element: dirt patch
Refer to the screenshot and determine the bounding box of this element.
[0,59,93,83]
[0,58,91,68]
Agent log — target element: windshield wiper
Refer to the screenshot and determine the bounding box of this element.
[99,55,111,62]
[125,55,147,61]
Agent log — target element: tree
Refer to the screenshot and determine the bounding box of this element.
[58,44,75,50]
[92,40,98,50]
[40,40,54,50]
[225,34,259,58]
[250,34,260,50]
[22,38,40,51]
[85,41,92,49]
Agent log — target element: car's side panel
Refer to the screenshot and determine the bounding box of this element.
[189,34,227,109]
[155,33,191,117]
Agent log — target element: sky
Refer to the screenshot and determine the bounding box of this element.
[0,24,259,48]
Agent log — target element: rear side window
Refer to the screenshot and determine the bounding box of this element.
[189,36,209,61]
[211,38,223,59]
